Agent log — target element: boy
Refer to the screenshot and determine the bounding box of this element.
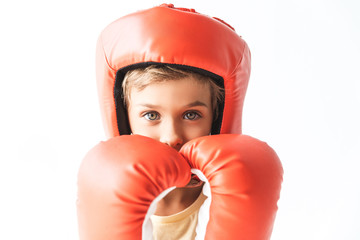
[124,65,221,238]
[77,4,283,240]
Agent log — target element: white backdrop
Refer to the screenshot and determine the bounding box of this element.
[1,0,359,239]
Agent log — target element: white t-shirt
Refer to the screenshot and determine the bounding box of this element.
[150,192,207,240]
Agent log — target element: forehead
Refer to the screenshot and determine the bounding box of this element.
[129,77,211,106]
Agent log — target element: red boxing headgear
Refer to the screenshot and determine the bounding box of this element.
[96,4,251,138]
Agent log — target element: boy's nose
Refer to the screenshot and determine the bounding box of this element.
[159,121,183,151]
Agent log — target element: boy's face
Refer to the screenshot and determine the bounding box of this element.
[128,77,213,151]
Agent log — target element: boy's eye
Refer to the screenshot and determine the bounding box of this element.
[144,112,160,121]
[184,111,201,120]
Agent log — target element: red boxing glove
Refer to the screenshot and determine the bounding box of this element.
[77,135,191,240]
[180,134,283,240]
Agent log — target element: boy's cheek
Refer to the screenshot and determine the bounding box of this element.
[183,124,212,141]
[130,124,161,141]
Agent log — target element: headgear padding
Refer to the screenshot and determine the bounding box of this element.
[96,4,251,137]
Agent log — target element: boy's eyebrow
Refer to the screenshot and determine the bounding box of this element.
[185,101,209,108]
[137,103,161,108]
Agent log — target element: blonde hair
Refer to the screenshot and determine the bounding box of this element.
[122,65,224,119]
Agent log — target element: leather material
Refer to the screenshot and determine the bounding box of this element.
[77,135,191,240]
[181,134,283,240]
[77,134,283,239]
[96,4,251,138]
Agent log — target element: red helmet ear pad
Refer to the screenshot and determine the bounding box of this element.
[96,5,251,138]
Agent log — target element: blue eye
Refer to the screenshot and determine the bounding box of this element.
[184,111,201,120]
[144,112,160,121]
